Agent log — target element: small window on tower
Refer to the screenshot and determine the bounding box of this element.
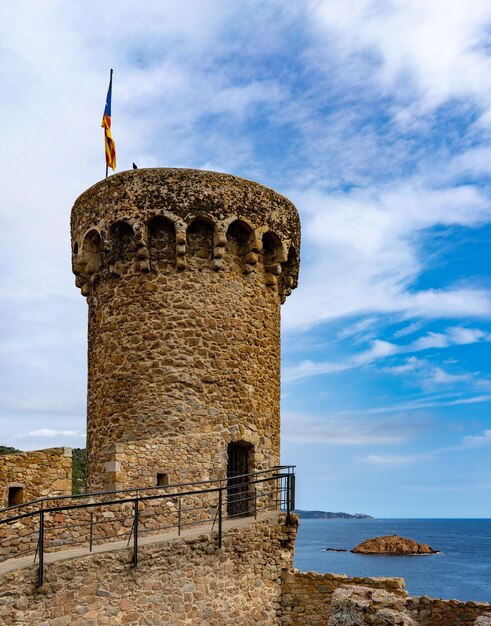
[157,473,169,487]
[8,485,24,507]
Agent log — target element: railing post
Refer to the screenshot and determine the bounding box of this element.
[177,497,182,536]
[218,488,223,549]
[89,512,94,552]
[38,510,45,587]
[132,498,139,568]
[286,474,292,526]
[275,474,279,510]
[291,473,296,512]
[254,486,257,519]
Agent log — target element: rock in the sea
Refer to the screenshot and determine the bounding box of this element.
[352,535,437,555]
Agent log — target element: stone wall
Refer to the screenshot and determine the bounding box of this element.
[0,448,72,509]
[70,169,300,491]
[0,513,297,626]
[407,595,491,626]
[280,570,407,625]
[280,570,491,625]
[1,509,490,624]
[102,427,276,490]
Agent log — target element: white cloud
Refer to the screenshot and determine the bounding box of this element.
[410,327,491,351]
[24,429,85,438]
[353,339,398,363]
[284,326,491,384]
[283,338,398,382]
[337,316,378,340]
[393,322,424,339]
[282,411,420,445]
[362,426,491,466]
[429,368,472,386]
[385,356,423,375]
[309,0,491,120]
[363,453,429,466]
[283,182,491,331]
[360,394,491,415]
[462,429,491,448]
[388,357,477,387]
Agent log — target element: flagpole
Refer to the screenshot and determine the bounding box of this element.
[105,68,113,179]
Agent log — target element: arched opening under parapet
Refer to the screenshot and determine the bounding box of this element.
[8,484,24,507]
[262,231,282,267]
[186,218,214,261]
[227,442,254,517]
[81,230,102,273]
[110,221,135,262]
[226,220,252,266]
[148,217,176,265]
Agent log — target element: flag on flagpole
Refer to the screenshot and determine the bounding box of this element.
[101,70,116,172]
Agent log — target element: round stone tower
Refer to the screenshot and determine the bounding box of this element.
[71,169,300,491]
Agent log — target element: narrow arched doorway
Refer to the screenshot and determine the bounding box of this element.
[227,442,252,517]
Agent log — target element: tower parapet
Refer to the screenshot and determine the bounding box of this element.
[71,169,300,491]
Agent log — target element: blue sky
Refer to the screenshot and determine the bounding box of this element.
[0,1,490,517]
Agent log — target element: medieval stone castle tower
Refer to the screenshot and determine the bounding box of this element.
[71,168,300,492]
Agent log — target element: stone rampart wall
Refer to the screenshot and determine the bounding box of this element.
[0,513,297,626]
[0,448,72,509]
[280,570,491,625]
[407,595,491,625]
[280,570,407,625]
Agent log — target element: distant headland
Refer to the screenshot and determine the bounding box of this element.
[294,509,373,519]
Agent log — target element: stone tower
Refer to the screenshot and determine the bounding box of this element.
[71,169,300,491]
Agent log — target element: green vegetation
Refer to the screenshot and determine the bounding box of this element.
[0,445,21,456]
[72,448,87,495]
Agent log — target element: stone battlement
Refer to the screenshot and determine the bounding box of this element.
[71,168,300,301]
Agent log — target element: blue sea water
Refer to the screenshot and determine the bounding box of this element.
[293,518,491,604]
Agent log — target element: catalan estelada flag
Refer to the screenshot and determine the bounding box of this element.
[101,70,116,171]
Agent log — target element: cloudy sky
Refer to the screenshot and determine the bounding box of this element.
[1,1,490,517]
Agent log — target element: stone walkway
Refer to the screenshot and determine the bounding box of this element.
[0,510,279,576]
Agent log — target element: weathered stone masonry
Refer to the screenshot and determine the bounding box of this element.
[3,514,488,625]
[0,513,297,626]
[70,168,300,491]
[280,569,491,625]
[0,448,71,508]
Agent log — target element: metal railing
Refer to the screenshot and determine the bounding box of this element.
[0,466,295,586]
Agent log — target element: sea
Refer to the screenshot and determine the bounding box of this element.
[293,518,491,604]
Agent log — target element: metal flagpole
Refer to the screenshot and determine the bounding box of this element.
[105,68,113,179]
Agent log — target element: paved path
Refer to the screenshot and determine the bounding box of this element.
[0,510,279,577]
